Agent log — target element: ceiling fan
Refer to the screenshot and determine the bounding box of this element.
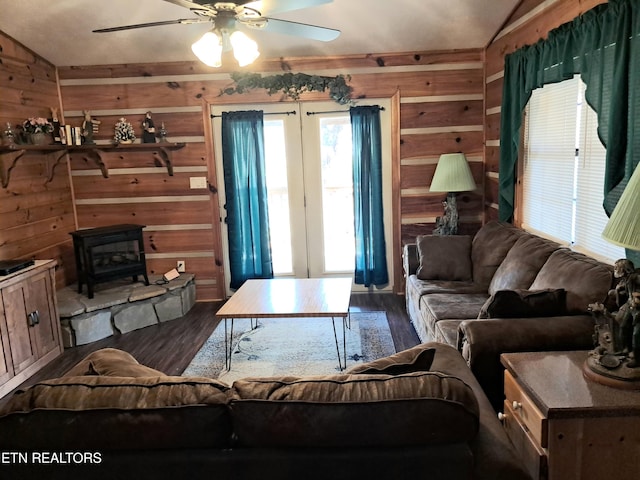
[93,0,340,67]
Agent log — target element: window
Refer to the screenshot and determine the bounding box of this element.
[521,75,624,263]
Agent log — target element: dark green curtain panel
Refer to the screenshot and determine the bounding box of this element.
[499,0,640,227]
[221,111,273,290]
[350,105,388,287]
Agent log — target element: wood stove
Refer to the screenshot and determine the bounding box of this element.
[70,224,149,299]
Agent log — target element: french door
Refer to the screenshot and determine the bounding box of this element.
[211,100,392,296]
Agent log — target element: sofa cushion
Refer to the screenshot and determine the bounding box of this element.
[478,289,566,318]
[423,293,490,321]
[418,293,488,341]
[407,275,485,296]
[471,222,523,288]
[434,320,464,347]
[64,348,166,377]
[416,235,472,281]
[230,372,480,448]
[347,344,435,375]
[488,234,561,295]
[0,376,232,450]
[530,249,613,314]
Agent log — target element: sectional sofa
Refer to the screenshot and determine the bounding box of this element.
[0,345,530,480]
[403,221,614,410]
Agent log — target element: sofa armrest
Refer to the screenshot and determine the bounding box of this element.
[458,315,595,410]
[403,243,419,277]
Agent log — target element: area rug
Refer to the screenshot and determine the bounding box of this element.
[182,311,395,383]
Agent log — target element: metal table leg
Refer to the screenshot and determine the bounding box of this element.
[331,315,348,371]
[224,317,235,371]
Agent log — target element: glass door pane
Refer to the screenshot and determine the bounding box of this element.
[264,119,293,274]
[319,116,354,272]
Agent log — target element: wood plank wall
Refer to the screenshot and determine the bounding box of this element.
[0,31,76,289]
[58,50,485,298]
[4,0,610,300]
[483,0,608,222]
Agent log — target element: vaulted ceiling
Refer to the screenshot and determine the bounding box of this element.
[0,0,519,66]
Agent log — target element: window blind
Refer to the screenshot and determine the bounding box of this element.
[522,77,579,245]
[522,75,625,263]
[574,92,625,261]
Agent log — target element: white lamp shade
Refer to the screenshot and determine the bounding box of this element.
[602,163,640,250]
[191,31,223,68]
[230,31,260,67]
[429,153,477,193]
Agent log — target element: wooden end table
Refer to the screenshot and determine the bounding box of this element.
[215,278,352,371]
[500,350,640,480]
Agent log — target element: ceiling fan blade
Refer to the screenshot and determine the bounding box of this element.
[162,0,212,10]
[243,0,333,16]
[249,17,340,42]
[93,18,209,33]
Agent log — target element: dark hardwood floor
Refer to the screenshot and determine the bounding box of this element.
[1,292,419,405]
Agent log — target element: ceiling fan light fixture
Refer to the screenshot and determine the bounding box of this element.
[230,30,260,67]
[191,31,223,68]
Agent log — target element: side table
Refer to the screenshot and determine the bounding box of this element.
[499,350,640,480]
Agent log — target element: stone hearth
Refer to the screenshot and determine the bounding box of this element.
[57,274,196,347]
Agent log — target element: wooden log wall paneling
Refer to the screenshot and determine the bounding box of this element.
[0,31,75,289]
[58,49,486,297]
[483,0,608,222]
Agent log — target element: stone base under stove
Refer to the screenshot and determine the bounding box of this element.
[57,274,196,347]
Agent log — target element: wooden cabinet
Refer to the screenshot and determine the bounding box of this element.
[0,260,62,398]
[500,351,640,480]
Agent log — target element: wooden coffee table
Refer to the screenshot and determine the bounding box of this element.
[215,278,352,371]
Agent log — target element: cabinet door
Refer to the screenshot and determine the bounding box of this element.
[0,301,14,384]
[2,283,38,374]
[27,269,59,357]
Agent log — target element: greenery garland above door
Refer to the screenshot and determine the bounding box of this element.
[220,72,353,105]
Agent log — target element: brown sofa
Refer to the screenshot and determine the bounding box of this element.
[0,345,530,480]
[404,221,614,410]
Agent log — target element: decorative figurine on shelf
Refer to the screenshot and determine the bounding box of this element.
[158,122,168,143]
[114,117,135,144]
[142,111,157,143]
[50,107,62,143]
[2,122,16,146]
[81,110,95,145]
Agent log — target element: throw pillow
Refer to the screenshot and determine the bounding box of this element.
[346,344,436,375]
[416,235,472,281]
[478,288,567,319]
[63,348,166,377]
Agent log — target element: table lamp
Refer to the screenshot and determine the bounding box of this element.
[429,153,476,235]
[602,164,640,252]
[585,162,640,388]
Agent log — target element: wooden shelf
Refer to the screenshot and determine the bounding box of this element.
[0,142,186,187]
[0,145,66,188]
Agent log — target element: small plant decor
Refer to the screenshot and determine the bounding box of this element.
[22,117,54,134]
[220,72,353,105]
[114,117,136,144]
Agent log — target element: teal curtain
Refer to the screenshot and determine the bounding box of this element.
[350,106,388,287]
[221,111,273,290]
[499,0,640,245]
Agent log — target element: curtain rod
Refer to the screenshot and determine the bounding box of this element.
[211,110,297,118]
[306,106,385,116]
